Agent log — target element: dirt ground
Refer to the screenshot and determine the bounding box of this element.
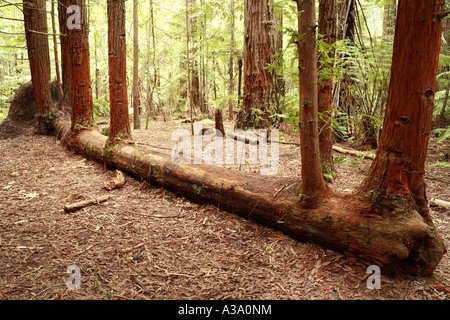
[0,120,449,300]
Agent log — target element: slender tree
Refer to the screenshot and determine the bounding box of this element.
[132,0,140,129]
[68,0,94,131]
[318,0,337,180]
[51,0,63,110]
[23,0,53,134]
[186,0,194,134]
[58,0,72,108]
[199,0,208,114]
[296,0,329,197]
[228,0,235,120]
[107,0,132,141]
[382,0,397,37]
[146,0,157,128]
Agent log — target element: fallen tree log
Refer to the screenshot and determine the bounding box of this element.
[332,145,376,160]
[53,115,445,276]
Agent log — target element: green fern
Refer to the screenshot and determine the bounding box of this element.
[429,162,450,168]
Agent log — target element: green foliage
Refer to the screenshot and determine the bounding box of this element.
[428,162,450,168]
[334,153,372,168]
[433,126,450,143]
[275,98,299,130]
[93,98,110,119]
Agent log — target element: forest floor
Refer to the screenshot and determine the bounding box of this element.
[0,119,449,300]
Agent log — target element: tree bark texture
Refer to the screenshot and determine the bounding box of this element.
[359,0,446,275]
[23,0,53,134]
[68,0,94,131]
[237,0,282,129]
[296,0,329,197]
[107,0,132,141]
[318,0,337,179]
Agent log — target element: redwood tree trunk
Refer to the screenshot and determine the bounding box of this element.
[360,0,446,275]
[236,0,281,129]
[107,0,132,141]
[318,0,337,180]
[68,0,94,131]
[296,0,329,197]
[23,0,53,134]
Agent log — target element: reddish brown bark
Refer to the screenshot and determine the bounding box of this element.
[68,0,94,131]
[296,0,329,197]
[318,0,337,180]
[236,0,280,129]
[58,0,72,107]
[23,0,53,134]
[107,0,132,141]
[359,0,446,275]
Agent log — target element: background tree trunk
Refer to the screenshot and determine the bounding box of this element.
[107,0,132,141]
[359,0,446,275]
[438,81,449,127]
[58,0,72,108]
[199,0,208,115]
[187,0,200,113]
[68,0,94,131]
[186,0,194,134]
[296,0,329,197]
[23,0,53,134]
[382,0,397,37]
[132,0,141,129]
[50,0,63,111]
[318,0,337,181]
[236,0,281,129]
[228,0,235,120]
[146,0,157,128]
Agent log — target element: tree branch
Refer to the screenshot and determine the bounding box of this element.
[436,11,450,21]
